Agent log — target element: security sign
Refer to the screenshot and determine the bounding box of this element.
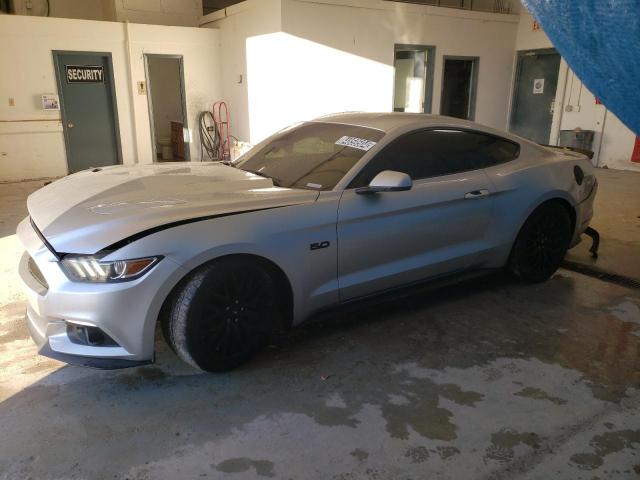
[65,65,104,83]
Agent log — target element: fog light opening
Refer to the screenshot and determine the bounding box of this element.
[66,323,119,347]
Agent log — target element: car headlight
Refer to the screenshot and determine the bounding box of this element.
[60,255,162,283]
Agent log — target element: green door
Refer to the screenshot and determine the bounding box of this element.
[509,50,561,145]
[54,52,121,173]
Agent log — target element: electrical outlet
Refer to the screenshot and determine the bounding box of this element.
[8,98,15,107]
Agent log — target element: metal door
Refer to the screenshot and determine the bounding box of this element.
[53,52,121,173]
[509,50,561,144]
[337,170,494,301]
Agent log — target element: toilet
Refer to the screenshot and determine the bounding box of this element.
[157,138,173,161]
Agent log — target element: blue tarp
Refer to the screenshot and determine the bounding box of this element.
[522,0,640,135]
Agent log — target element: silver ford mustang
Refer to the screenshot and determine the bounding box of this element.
[17,113,597,371]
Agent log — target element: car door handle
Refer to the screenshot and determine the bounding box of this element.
[464,189,490,199]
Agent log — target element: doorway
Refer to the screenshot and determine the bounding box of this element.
[393,45,435,113]
[509,49,561,145]
[440,56,479,120]
[53,51,122,173]
[144,54,189,162]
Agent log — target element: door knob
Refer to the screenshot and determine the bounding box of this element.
[67,122,75,129]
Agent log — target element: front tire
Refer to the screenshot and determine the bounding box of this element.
[163,257,280,372]
[508,202,572,283]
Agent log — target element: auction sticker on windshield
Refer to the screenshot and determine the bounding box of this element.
[335,136,377,151]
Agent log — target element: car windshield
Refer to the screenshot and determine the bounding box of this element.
[234,122,385,191]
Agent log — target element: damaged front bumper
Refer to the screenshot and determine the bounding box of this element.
[16,217,177,369]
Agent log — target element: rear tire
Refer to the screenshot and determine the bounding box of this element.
[508,202,572,283]
[162,257,280,372]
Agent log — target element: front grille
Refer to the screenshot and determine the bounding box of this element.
[28,256,49,290]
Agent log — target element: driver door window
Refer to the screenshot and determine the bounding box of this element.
[349,129,519,188]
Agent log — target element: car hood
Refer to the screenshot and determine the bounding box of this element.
[27,162,319,254]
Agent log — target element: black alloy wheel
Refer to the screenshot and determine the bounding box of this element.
[163,257,279,372]
[509,202,572,283]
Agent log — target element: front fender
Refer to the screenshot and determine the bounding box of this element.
[104,201,339,329]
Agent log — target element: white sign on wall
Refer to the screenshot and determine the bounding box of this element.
[41,94,60,110]
[533,78,545,95]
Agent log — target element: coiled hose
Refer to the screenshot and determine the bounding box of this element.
[199,110,219,161]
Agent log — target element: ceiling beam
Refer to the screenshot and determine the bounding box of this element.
[202,0,244,14]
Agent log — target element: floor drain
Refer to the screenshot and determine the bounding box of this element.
[561,260,640,290]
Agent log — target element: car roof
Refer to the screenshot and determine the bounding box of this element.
[313,112,553,155]
[314,112,488,133]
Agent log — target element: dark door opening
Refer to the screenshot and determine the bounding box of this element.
[509,49,561,144]
[393,45,435,113]
[53,51,122,173]
[440,57,478,120]
[145,54,189,162]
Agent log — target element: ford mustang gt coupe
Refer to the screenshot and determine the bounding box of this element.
[18,113,597,371]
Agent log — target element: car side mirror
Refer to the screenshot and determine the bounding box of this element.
[355,170,413,195]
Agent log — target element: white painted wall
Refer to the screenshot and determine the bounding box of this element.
[201,0,282,143]
[282,0,519,143]
[205,0,637,171]
[599,112,639,171]
[515,11,639,172]
[515,10,551,51]
[127,23,221,163]
[207,0,519,145]
[4,0,636,181]
[0,15,221,182]
[0,16,134,182]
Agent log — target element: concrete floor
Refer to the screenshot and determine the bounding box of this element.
[0,169,639,480]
